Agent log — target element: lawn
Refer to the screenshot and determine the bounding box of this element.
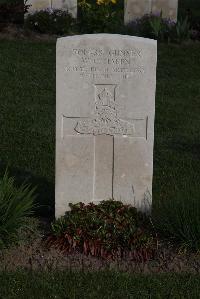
[0,40,56,216]
[0,39,199,217]
[1,271,200,298]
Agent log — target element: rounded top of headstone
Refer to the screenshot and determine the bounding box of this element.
[57,34,157,47]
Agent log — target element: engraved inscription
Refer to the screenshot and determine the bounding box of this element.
[63,85,148,139]
[65,48,144,80]
[75,85,135,136]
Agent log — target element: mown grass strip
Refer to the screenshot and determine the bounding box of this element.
[0,271,200,298]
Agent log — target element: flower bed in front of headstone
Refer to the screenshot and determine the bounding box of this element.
[47,200,157,261]
[45,194,200,266]
[42,194,200,270]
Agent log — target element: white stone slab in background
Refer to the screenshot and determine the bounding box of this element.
[151,0,178,20]
[125,0,178,24]
[125,0,152,24]
[52,0,77,18]
[26,0,51,14]
[56,34,157,218]
[26,0,77,18]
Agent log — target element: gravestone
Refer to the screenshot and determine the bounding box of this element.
[125,0,151,24]
[151,0,178,20]
[56,34,157,218]
[26,0,77,18]
[124,0,178,24]
[52,0,77,18]
[26,0,51,14]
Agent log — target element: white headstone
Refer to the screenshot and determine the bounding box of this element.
[151,0,178,20]
[56,34,157,218]
[125,0,152,24]
[26,0,77,18]
[26,0,51,14]
[52,0,77,18]
[125,0,178,24]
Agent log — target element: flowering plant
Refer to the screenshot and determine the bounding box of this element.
[47,200,156,260]
[78,0,123,33]
[126,13,177,41]
[96,0,117,4]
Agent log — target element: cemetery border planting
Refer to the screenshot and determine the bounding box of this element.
[0,170,36,249]
[47,200,156,261]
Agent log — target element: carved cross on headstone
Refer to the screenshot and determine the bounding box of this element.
[63,84,147,201]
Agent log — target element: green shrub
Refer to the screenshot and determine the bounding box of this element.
[24,9,75,35]
[78,0,123,33]
[0,170,37,249]
[153,183,200,250]
[178,0,200,41]
[125,13,192,43]
[175,16,190,43]
[149,11,163,39]
[125,14,176,41]
[47,200,156,260]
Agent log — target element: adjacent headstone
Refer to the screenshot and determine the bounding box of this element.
[52,0,77,18]
[125,0,151,24]
[56,34,157,218]
[26,0,51,14]
[151,0,178,20]
[25,0,77,18]
[124,0,178,24]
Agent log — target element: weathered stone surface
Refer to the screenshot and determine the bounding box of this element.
[56,34,157,218]
[151,0,178,20]
[124,0,178,23]
[26,0,51,14]
[26,0,77,18]
[124,0,151,24]
[52,0,77,18]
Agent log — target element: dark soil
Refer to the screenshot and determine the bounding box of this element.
[1,218,200,273]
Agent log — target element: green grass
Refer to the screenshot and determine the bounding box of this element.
[1,271,200,298]
[0,40,199,217]
[153,44,200,209]
[0,40,56,216]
